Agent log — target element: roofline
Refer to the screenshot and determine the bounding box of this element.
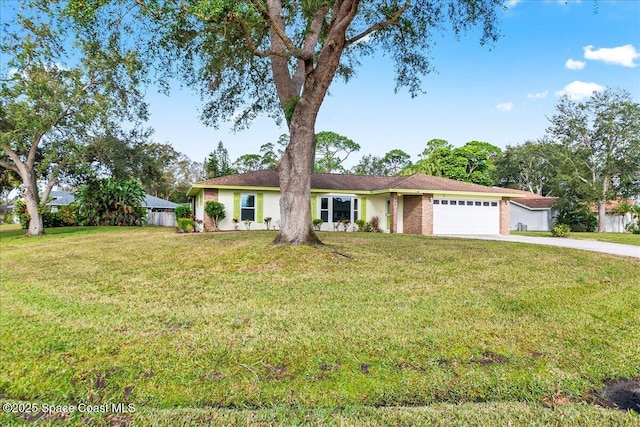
[510,201,555,210]
[188,184,527,199]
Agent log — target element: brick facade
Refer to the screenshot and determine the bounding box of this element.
[202,188,219,231]
[499,198,511,235]
[402,194,434,235]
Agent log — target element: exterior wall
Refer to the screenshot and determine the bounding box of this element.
[510,204,553,231]
[401,194,433,235]
[215,190,281,231]
[600,213,634,233]
[499,199,510,235]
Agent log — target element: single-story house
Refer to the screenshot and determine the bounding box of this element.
[187,170,528,235]
[508,189,558,231]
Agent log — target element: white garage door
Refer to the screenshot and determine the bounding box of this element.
[433,198,500,235]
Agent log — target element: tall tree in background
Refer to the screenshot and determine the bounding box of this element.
[315,131,360,173]
[546,88,640,232]
[403,140,501,186]
[0,8,146,235]
[58,0,503,245]
[492,140,562,196]
[205,141,237,179]
[352,149,411,176]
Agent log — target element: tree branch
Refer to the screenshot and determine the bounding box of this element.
[41,160,65,206]
[345,1,410,46]
[0,157,20,174]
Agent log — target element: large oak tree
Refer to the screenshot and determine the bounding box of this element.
[60,0,504,245]
[0,5,146,235]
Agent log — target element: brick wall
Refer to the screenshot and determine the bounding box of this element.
[202,189,219,231]
[500,198,510,235]
[402,194,434,235]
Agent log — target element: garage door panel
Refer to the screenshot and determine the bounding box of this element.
[433,199,499,235]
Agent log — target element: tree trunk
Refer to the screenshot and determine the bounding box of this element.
[597,201,607,233]
[273,112,322,246]
[22,171,45,236]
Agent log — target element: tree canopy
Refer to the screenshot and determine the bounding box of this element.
[0,6,146,235]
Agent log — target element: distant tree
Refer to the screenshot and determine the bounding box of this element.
[492,140,561,196]
[315,131,360,173]
[234,154,264,173]
[352,154,385,176]
[0,8,146,236]
[352,149,411,176]
[205,141,237,179]
[402,140,500,185]
[381,149,411,176]
[546,88,640,232]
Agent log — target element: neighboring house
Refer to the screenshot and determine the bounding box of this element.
[596,200,637,233]
[47,190,179,227]
[187,170,527,235]
[508,189,558,231]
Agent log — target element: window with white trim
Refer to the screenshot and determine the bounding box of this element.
[241,194,256,221]
[319,197,359,223]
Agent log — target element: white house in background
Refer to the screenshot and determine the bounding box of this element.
[508,189,558,231]
[597,200,637,233]
[187,170,527,235]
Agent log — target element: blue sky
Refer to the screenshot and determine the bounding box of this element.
[144,0,640,168]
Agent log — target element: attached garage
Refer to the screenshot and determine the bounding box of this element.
[433,198,500,235]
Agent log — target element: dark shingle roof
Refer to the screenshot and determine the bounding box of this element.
[505,189,557,209]
[193,170,525,196]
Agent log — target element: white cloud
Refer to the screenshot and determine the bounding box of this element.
[506,0,522,8]
[583,44,640,67]
[565,59,586,70]
[496,102,513,112]
[555,81,604,100]
[527,91,548,99]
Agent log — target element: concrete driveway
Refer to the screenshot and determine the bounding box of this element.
[445,234,640,258]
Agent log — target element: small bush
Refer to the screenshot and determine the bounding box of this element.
[369,216,382,232]
[174,205,192,219]
[552,224,571,237]
[204,201,225,231]
[177,217,195,233]
[355,219,369,232]
[312,218,323,231]
[626,223,640,234]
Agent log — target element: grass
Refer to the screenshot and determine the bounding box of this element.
[1,227,639,425]
[513,230,640,246]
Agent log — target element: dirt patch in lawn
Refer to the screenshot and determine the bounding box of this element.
[590,377,640,412]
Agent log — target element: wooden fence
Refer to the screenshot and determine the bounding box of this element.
[147,212,176,227]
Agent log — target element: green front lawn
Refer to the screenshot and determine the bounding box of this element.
[513,230,640,246]
[1,227,639,425]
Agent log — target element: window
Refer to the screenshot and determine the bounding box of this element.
[319,197,359,223]
[459,201,465,206]
[491,202,498,207]
[483,201,490,206]
[475,201,482,206]
[241,194,256,221]
[433,200,440,205]
[450,200,457,205]
[442,200,449,205]
[467,201,473,206]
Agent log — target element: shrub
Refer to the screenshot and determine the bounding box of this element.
[552,224,571,237]
[264,217,272,230]
[626,223,640,234]
[174,205,192,219]
[177,217,195,233]
[312,218,323,231]
[355,219,369,232]
[369,216,382,232]
[204,201,225,231]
